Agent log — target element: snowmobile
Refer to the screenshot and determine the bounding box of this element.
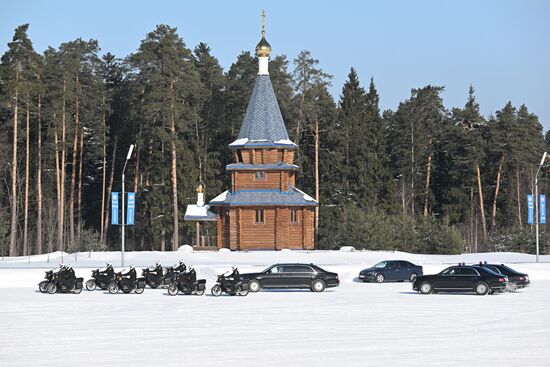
[167,268,206,296]
[108,271,145,294]
[211,268,249,296]
[44,267,84,294]
[38,270,55,293]
[85,265,115,291]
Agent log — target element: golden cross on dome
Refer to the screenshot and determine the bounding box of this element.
[261,10,266,36]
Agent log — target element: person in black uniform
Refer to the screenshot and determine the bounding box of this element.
[101,262,114,277]
[174,260,186,273]
[186,266,197,284]
[121,265,137,289]
[153,261,163,276]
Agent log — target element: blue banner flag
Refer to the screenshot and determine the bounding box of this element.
[541,194,546,224]
[127,192,136,225]
[527,194,534,225]
[111,192,119,225]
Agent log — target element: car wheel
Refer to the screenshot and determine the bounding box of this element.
[375,274,385,283]
[475,282,489,295]
[249,279,262,293]
[409,273,418,282]
[85,279,96,291]
[420,282,433,294]
[311,279,326,292]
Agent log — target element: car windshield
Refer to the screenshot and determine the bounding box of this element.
[374,262,387,269]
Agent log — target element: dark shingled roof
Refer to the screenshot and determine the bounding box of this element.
[226,162,299,171]
[229,75,296,149]
[209,186,318,207]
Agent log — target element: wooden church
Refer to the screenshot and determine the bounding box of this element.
[207,15,318,250]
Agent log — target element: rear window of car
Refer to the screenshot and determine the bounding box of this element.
[457,268,479,276]
[496,264,521,275]
[478,267,500,276]
[485,266,501,274]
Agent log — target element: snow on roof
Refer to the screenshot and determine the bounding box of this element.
[274,139,297,146]
[292,187,317,202]
[229,138,249,147]
[184,204,217,221]
[209,190,229,203]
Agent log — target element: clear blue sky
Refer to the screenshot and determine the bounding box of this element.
[2,0,549,128]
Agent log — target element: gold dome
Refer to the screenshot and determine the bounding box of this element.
[196,182,205,194]
[255,10,271,58]
[255,37,271,58]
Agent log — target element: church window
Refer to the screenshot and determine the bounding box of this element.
[255,171,266,181]
[290,208,298,224]
[255,209,265,224]
[224,209,230,225]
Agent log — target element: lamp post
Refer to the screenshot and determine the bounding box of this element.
[535,151,547,263]
[121,144,135,267]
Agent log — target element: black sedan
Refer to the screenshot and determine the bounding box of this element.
[240,263,339,292]
[359,260,423,283]
[474,263,530,291]
[413,265,508,295]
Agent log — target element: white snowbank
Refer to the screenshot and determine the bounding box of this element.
[177,245,194,253]
[339,246,356,252]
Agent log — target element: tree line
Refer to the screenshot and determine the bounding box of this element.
[1,24,549,257]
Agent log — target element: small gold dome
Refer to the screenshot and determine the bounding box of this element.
[196,182,205,193]
[255,37,271,57]
[255,10,271,58]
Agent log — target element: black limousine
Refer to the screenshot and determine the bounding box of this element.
[241,263,339,292]
[413,264,508,295]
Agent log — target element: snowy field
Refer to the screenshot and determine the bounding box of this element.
[1,250,549,367]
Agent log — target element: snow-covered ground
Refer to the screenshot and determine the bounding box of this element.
[1,250,549,367]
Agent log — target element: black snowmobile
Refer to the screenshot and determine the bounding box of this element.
[167,268,206,296]
[211,268,249,296]
[43,267,83,294]
[108,269,145,294]
[38,269,55,293]
[86,265,115,291]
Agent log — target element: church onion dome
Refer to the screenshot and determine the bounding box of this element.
[255,36,271,58]
[255,10,271,58]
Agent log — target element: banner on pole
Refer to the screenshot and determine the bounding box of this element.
[127,192,136,225]
[111,192,119,225]
[527,194,534,225]
[541,194,546,224]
